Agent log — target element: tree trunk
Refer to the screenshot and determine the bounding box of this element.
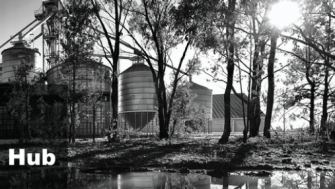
[93,103,96,142]
[71,60,76,143]
[158,106,169,139]
[218,0,236,144]
[320,13,331,137]
[25,82,31,140]
[111,67,118,131]
[264,30,278,138]
[111,0,120,134]
[307,171,312,189]
[320,171,325,189]
[249,1,266,137]
[91,0,121,135]
[306,46,315,134]
[157,74,170,139]
[249,41,265,137]
[320,66,329,135]
[309,82,315,134]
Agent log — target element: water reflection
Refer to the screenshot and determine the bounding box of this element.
[211,170,335,189]
[0,166,67,189]
[0,167,334,189]
[69,170,211,189]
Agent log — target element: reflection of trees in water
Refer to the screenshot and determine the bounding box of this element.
[3,167,67,188]
[211,171,335,189]
[3,168,335,189]
[270,170,335,189]
[67,170,210,189]
[165,174,209,189]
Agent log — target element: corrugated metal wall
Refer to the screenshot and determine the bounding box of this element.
[212,117,265,133]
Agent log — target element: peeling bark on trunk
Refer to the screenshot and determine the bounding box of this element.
[249,41,265,137]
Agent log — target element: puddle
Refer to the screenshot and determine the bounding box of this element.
[0,167,334,188]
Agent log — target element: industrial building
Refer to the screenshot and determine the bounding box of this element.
[0,0,259,139]
[212,94,265,133]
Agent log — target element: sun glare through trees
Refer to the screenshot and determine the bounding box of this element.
[268,0,301,29]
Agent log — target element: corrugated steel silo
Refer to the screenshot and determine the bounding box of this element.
[118,57,158,132]
[190,81,213,119]
[0,63,2,81]
[46,59,112,137]
[46,59,111,92]
[1,41,40,83]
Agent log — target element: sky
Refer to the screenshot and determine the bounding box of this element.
[0,0,43,49]
[0,0,43,67]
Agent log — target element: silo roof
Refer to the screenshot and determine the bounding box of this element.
[1,41,40,55]
[121,63,151,74]
[190,82,211,90]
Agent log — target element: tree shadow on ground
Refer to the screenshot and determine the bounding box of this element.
[69,139,194,168]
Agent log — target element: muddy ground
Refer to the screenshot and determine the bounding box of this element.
[0,134,334,173]
[67,134,335,173]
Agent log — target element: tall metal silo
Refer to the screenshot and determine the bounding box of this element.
[118,57,158,133]
[190,81,213,119]
[46,59,112,137]
[0,62,2,81]
[1,40,40,83]
[46,59,111,92]
[190,80,213,133]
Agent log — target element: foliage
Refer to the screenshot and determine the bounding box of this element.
[126,0,202,139]
[168,80,207,136]
[184,103,207,133]
[7,54,37,141]
[58,0,98,143]
[90,0,133,136]
[31,100,68,141]
[6,54,68,142]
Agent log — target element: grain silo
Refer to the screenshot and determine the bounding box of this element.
[1,39,40,83]
[190,79,213,133]
[46,59,111,92]
[0,38,40,138]
[118,57,158,134]
[0,62,2,81]
[46,59,112,137]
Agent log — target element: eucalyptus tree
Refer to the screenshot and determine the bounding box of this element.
[59,0,97,143]
[286,0,335,135]
[90,0,133,135]
[238,0,272,138]
[117,0,206,139]
[175,0,239,143]
[284,46,324,134]
[217,0,238,143]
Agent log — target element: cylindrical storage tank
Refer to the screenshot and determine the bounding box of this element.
[46,59,112,137]
[1,41,40,83]
[190,82,213,120]
[46,59,111,92]
[118,59,158,132]
[0,63,2,81]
